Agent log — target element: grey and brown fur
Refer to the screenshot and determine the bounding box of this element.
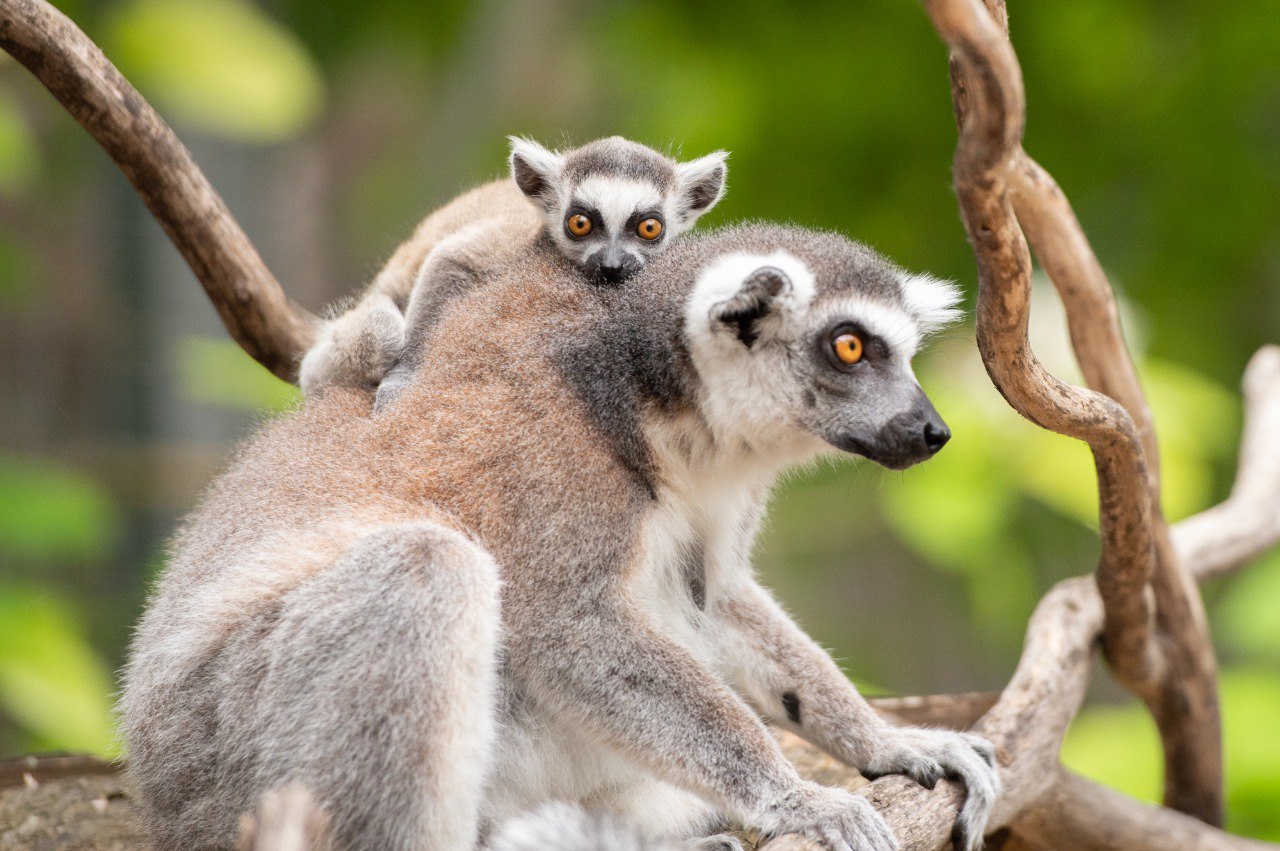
[298,137,727,398]
[122,197,997,850]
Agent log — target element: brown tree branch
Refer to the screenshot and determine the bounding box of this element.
[926,0,1160,706]
[924,0,1226,823]
[1007,146,1224,826]
[0,0,316,383]
[1010,770,1275,851]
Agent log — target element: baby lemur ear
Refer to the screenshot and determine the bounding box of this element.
[675,151,729,222]
[508,136,563,209]
[710,265,790,348]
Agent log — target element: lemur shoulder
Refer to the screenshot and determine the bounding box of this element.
[298,136,728,398]
[122,197,999,850]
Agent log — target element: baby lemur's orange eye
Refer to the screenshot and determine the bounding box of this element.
[566,214,592,237]
[636,218,663,241]
[832,333,864,365]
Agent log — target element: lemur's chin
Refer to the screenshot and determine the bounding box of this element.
[822,434,937,471]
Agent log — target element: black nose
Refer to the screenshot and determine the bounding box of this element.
[923,420,951,454]
[599,264,624,283]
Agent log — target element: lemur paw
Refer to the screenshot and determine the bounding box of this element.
[862,728,999,851]
[760,782,898,851]
[298,294,406,396]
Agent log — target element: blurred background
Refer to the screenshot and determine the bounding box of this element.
[1,0,1278,839]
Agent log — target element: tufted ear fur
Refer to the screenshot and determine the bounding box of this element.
[710,265,791,348]
[901,272,963,336]
[508,136,563,210]
[675,151,728,223]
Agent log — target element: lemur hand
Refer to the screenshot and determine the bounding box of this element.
[861,727,999,851]
[760,781,898,851]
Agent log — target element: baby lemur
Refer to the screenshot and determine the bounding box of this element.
[298,136,727,397]
[121,176,999,850]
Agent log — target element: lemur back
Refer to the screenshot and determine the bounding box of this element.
[298,136,727,398]
[123,216,997,851]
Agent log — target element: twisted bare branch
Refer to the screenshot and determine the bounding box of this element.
[923,0,1228,822]
[0,0,316,382]
[1007,146,1224,824]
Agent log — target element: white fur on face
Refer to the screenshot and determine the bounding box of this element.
[548,175,669,267]
[809,296,923,364]
[571,176,664,236]
[683,251,957,462]
[901,272,963,335]
[684,250,823,460]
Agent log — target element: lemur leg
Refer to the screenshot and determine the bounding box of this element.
[374,224,504,410]
[713,581,999,851]
[505,599,897,850]
[241,522,500,851]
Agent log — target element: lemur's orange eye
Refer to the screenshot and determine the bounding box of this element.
[636,218,663,241]
[832,333,864,365]
[566,214,592,237]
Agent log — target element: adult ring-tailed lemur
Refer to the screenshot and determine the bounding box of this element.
[121,166,999,850]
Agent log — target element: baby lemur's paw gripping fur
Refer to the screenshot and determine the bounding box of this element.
[760,782,898,851]
[861,727,999,851]
[298,293,405,396]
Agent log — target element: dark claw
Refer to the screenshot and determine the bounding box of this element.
[912,767,940,790]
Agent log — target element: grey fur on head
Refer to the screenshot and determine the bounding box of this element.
[509,135,727,285]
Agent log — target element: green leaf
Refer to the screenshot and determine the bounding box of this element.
[176,336,300,413]
[0,587,119,756]
[0,457,120,562]
[105,0,325,143]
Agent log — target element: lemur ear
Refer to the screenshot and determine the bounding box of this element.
[675,151,728,221]
[901,272,964,336]
[508,136,563,210]
[710,266,790,348]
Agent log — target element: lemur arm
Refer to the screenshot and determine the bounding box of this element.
[505,593,892,844]
[713,580,891,767]
[711,579,1000,845]
[513,596,796,816]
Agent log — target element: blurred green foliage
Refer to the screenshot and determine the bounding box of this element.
[105,0,324,142]
[1,0,1277,839]
[177,337,302,414]
[0,457,120,563]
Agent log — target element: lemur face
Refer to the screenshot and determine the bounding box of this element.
[510,136,727,286]
[685,244,961,470]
